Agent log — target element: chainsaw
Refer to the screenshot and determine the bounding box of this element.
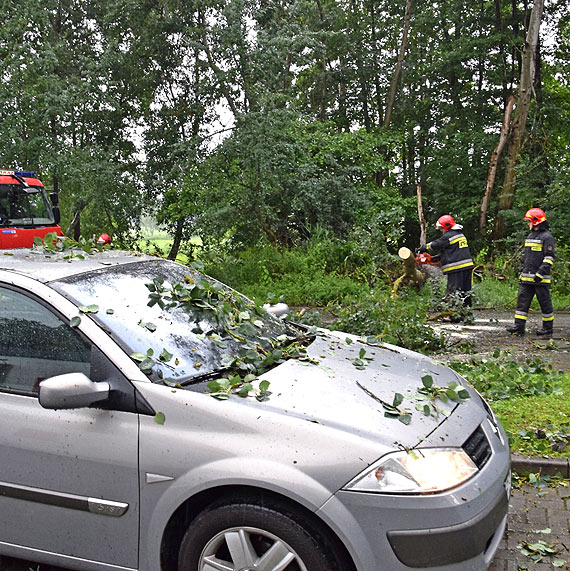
[416,251,440,265]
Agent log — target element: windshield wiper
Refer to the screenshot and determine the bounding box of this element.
[166,366,232,387]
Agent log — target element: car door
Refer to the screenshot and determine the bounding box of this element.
[0,284,140,569]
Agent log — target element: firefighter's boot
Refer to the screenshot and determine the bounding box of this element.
[536,326,553,337]
[506,325,525,336]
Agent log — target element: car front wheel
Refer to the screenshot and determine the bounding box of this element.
[178,499,343,571]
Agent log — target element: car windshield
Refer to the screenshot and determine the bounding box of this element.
[0,184,56,226]
[51,259,300,384]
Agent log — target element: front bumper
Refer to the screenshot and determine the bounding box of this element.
[317,420,510,570]
[387,490,508,567]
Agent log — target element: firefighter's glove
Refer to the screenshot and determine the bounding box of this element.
[416,246,428,255]
[534,274,543,283]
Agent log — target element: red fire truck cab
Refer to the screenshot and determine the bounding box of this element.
[0,170,62,248]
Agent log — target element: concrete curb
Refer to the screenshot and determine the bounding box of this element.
[510,454,570,478]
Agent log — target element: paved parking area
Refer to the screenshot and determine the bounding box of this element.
[488,482,570,570]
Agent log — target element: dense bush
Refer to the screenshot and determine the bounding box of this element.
[202,234,389,305]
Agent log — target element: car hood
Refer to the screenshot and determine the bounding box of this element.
[247,330,485,449]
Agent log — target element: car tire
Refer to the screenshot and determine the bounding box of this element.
[178,498,343,571]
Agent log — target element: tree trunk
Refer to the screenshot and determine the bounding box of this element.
[384,0,414,128]
[168,217,185,260]
[493,0,544,241]
[416,184,426,246]
[66,208,82,240]
[391,247,425,296]
[480,95,514,232]
[370,0,384,124]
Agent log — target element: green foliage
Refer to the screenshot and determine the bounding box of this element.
[1,0,569,258]
[515,425,570,456]
[428,284,475,323]
[356,384,411,426]
[450,352,570,458]
[141,267,319,400]
[551,245,570,299]
[32,233,111,258]
[333,289,447,353]
[356,367,470,425]
[513,472,570,491]
[517,538,565,566]
[449,350,565,401]
[203,238,372,306]
[415,374,470,417]
[195,114,406,247]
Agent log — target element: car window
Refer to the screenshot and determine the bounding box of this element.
[0,287,91,394]
[52,260,297,384]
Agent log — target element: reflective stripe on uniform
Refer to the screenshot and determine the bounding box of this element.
[519,271,551,283]
[448,234,468,245]
[525,239,543,252]
[515,312,528,320]
[441,260,474,273]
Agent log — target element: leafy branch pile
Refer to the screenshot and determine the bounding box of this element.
[512,472,570,492]
[357,374,470,426]
[33,232,111,258]
[517,424,570,455]
[145,271,312,399]
[517,537,565,567]
[448,350,564,401]
[333,290,447,354]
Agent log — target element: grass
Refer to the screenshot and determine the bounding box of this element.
[473,276,570,311]
[450,353,570,458]
[492,382,570,458]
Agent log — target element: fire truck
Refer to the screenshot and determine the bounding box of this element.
[0,170,62,248]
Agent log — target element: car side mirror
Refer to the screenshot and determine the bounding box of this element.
[39,373,110,410]
[263,302,290,319]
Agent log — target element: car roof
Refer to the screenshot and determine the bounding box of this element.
[0,248,159,283]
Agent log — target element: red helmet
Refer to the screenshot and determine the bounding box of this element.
[436,215,455,231]
[524,208,546,226]
[97,233,111,245]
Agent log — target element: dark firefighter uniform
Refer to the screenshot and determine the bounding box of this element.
[426,229,474,304]
[512,226,555,333]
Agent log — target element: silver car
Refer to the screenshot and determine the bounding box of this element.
[0,249,510,571]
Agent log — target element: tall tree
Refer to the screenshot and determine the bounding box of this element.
[493,0,544,241]
[384,0,414,128]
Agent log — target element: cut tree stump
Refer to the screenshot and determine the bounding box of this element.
[391,247,426,296]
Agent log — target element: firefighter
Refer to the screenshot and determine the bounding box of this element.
[417,214,474,306]
[506,208,555,337]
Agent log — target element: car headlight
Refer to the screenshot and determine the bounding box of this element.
[344,448,478,494]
